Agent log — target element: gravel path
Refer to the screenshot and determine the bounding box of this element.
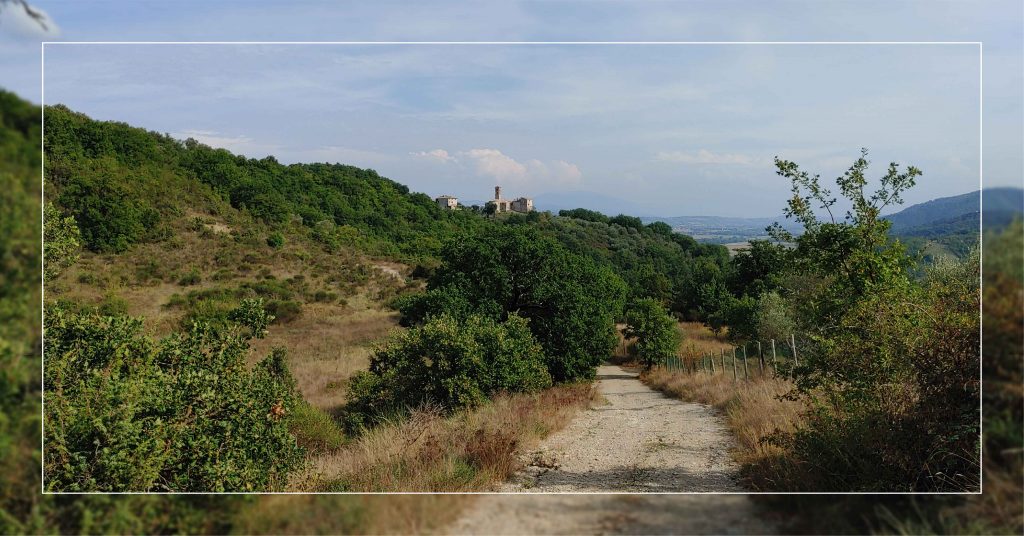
[448,365,775,534]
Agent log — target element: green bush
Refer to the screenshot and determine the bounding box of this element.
[290,401,346,453]
[43,301,304,491]
[97,292,129,317]
[266,300,302,324]
[178,268,202,286]
[266,232,285,249]
[623,298,681,369]
[402,226,626,382]
[344,313,550,432]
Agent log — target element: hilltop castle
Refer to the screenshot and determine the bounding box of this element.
[490,186,533,213]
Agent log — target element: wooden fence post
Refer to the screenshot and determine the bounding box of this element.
[710,350,716,374]
[741,345,749,380]
[720,349,726,372]
[771,339,777,371]
[791,333,798,367]
[731,347,737,380]
[757,341,764,375]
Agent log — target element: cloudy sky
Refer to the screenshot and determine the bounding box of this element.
[3,1,1021,217]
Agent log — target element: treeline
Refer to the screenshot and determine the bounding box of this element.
[44,104,485,259]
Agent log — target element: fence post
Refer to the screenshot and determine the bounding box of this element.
[770,339,777,371]
[731,347,738,380]
[710,351,716,374]
[757,341,764,375]
[741,345,749,380]
[720,349,726,372]
[791,333,798,367]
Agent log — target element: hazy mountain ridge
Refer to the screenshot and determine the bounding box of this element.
[884,187,1022,233]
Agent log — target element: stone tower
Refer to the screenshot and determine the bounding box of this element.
[495,186,502,200]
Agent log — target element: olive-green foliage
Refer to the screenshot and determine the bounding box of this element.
[0,88,45,533]
[44,104,488,260]
[43,202,82,282]
[290,401,346,453]
[623,298,682,369]
[532,210,729,318]
[766,151,980,491]
[344,313,551,432]
[404,225,627,382]
[4,90,258,532]
[44,300,305,492]
[752,290,795,342]
[266,231,285,249]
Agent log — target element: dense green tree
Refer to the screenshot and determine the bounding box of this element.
[727,240,789,298]
[402,226,626,382]
[558,207,610,224]
[624,298,682,369]
[752,290,795,342]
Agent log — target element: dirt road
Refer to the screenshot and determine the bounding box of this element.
[448,365,775,534]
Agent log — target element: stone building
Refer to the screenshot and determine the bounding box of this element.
[490,186,533,214]
[435,195,458,210]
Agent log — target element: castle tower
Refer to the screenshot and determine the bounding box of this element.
[495,186,502,200]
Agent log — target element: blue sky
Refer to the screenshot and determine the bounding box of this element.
[2,1,1021,217]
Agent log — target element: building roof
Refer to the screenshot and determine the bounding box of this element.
[435,195,458,199]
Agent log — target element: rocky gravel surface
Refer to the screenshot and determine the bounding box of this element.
[448,365,776,534]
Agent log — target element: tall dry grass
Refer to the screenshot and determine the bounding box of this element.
[292,383,597,492]
[641,367,806,490]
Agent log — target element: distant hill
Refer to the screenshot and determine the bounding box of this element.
[885,187,1023,258]
[885,188,1022,233]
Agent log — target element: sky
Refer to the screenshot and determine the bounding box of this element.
[2,1,1021,217]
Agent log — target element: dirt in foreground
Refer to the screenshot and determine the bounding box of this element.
[449,365,775,534]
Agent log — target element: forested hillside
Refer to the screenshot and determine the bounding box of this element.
[886,187,1023,257]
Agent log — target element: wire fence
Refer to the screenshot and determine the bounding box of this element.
[659,334,802,381]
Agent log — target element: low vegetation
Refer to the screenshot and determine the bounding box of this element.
[298,383,595,492]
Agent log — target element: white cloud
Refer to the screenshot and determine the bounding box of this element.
[462,148,528,182]
[460,149,582,187]
[410,148,456,163]
[656,149,767,166]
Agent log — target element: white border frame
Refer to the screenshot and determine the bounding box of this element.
[40,40,985,496]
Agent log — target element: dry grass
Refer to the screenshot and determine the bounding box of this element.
[677,321,734,355]
[641,367,806,490]
[231,494,471,535]
[249,299,398,412]
[292,383,597,492]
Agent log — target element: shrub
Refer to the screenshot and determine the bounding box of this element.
[266,232,285,249]
[97,292,129,317]
[343,313,551,432]
[43,202,81,282]
[624,298,682,369]
[266,299,302,324]
[289,401,346,453]
[753,290,795,342]
[177,268,201,286]
[43,302,304,491]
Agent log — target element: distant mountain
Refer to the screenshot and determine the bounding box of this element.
[886,187,1022,258]
[884,187,1022,233]
[532,190,654,217]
